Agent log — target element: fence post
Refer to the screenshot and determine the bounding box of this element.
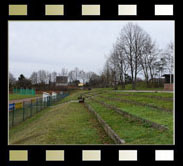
[30,100,32,117]
[42,98,43,110]
[49,96,51,106]
[12,105,15,126]
[50,96,52,106]
[38,98,40,112]
[40,98,42,110]
[40,98,41,111]
[36,98,38,113]
[43,98,44,109]
[23,101,25,121]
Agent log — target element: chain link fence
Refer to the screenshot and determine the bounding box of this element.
[9,93,69,128]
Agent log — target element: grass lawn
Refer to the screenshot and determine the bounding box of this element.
[93,96,173,130]
[87,100,173,144]
[117,83,164,90]
[115,92,173,98]
[9,102,113,145]
[98,92,173,111]
[9,94,41,101]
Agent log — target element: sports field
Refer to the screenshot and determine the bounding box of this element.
[9,89,173,145]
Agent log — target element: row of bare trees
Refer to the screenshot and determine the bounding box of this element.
[100,23,174,89]
[9,67,100,90]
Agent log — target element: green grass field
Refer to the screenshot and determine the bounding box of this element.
[116,91,173,98]
[9,94,41,101]
[97,92,173,111]
[9,102,113,144]
[86,101,172,144]
[117,82,164,90]
[9,88,174,145]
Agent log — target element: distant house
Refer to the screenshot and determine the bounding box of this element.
[78,83,84,87]
[78,83,84,89]
[162,74,174,91]
[56,76,68,86]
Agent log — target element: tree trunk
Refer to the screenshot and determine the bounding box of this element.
[170,74,172,84]
[132,81,136,90]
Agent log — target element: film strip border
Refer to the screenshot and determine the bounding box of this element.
[2,1,178,166]
[7,3,175,17]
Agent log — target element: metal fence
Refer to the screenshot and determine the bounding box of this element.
[9,93,69,128]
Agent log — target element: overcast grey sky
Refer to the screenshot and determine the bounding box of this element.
[9,21,174,78]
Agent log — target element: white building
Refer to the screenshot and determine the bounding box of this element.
[52,92,57,99]
[43,92,50,102]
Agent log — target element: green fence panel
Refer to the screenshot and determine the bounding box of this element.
[13,88,36,95]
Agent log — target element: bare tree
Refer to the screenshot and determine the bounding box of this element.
[59,68,68,76]
[86,71,94,83]
[9,72,16,89]
[37,70,47,84]
[117,23,148,89]
[108,50,119,89]
[115,40,129,89]
[68,70,75,83]
[29,72,38,85]
[164,42,174,83]
[139,35,160,86]
[79,70,86,84]
[47,72,52,85]
[51,71,57,83]
[74,67,80,81]
[103,60,111,87]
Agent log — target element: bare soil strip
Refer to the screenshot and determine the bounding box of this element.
[89,98,169,131]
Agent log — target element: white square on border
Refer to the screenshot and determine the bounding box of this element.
[155,150,174,161]
[155,5,173,16]
[119,150,137,161]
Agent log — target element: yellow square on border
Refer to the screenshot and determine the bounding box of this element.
[82,5,100,16]
[45,5,64,16]
[9,5,27,16]
[9,150,28,161]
